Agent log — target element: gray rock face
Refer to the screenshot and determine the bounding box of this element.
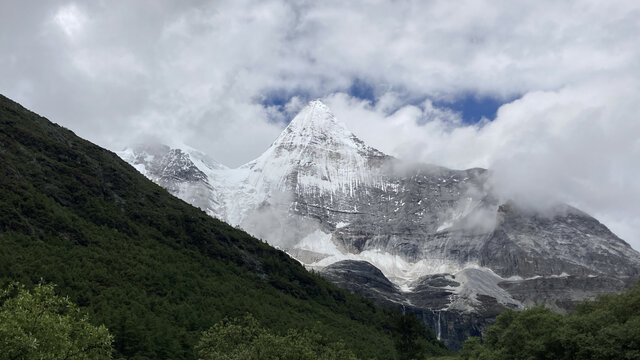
[117,144,225,215]
[119,100,640,349]
[498,274,632,312]
[320,260,406,306]
[481,203,640,278]
[291,163,491,258]
[319,260,509,349]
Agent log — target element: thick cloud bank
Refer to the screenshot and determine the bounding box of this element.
[325,77,640,248]
[1,0,639,248]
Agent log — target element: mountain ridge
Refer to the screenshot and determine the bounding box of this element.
[119,99,640,348]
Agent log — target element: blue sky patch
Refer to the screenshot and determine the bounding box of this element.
[260,90,295,108]
[435,95,516,124]
[259,83,518,127]
[347,78,376,103]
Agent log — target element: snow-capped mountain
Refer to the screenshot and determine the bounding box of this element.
[118,143,226,215]
[118,100,640,348]
[245,100,389,194]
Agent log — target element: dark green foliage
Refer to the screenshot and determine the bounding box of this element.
[460,282,640,360]
[196,314,358,359]
[0,282,113,359]
[0,94,444,359]
[392,312,449,360]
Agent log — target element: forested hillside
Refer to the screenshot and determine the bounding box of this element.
[459,281,640,359]
[0,94,446,359]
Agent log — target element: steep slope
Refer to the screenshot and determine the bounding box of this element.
[120,100,640,348]
[0,94,447,359]
[243,100,389,195]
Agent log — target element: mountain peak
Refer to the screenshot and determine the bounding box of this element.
[266,99,386,159]
[285,99,344,136]
[241,98,388,195]
[308,99,328,108]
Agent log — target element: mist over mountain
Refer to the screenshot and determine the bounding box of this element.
[121,100,640,348]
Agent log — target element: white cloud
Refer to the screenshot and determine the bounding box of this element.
[1,0,639,247]
[53,3,86,39]
[323,77,640,249]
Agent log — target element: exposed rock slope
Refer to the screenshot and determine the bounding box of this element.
[119,100,640,348]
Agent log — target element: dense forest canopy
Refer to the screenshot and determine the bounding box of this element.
[460,282,640,360]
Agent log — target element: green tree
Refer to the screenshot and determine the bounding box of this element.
[459,337,490,360]
[0,282,113,360]
[195,314,358,360]
[460,307,563,360]
[460,282,640,360]
[393,313,428,360]
[391,312,449,360]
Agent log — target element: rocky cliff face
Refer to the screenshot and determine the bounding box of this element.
[118,100,640,349]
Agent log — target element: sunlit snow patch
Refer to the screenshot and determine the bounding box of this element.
[295,230,343,256]
[447,267,523,312]
[309,249,476,289]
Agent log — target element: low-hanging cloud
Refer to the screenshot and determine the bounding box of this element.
[323,77,640,249]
